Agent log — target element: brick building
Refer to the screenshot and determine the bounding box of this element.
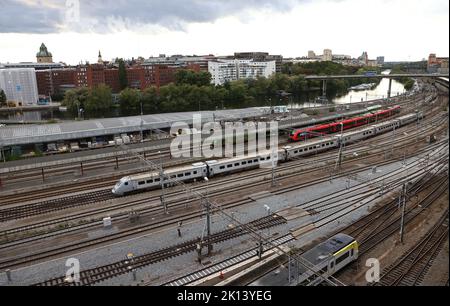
[36,68,77,96]
[35,63,201,96]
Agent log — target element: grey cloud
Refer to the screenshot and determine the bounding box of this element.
[0,0,308,33]
[0,0,63,33]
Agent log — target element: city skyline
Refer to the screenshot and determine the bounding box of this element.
[0,0,449,65]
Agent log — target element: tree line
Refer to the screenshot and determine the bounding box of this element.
[62,62,385,118]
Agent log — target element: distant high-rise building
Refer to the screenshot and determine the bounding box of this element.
[0,68,39,105]
[376,56,385,65]
[36,43,53,63]
[234,52,283,73]
[322,49,333,62]
[308,51,316,59]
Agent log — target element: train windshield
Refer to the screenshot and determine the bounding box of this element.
[115,177,127,188]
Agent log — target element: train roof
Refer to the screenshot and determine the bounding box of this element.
[397,113,418,120]
[128,163,206,181]
[205,152,266,165]
[301,234,355,266]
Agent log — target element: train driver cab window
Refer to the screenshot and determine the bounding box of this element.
[124,182,128,186]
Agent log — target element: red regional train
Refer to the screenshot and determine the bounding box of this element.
[289,105,401,142]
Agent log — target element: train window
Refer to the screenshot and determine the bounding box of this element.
[248,160,253,164]
[170,175,176,179]
[185,172,191,176]
[193,171,198,175]
[124,182,129,186]
[138,181,145,185]
[294,150,298,154]
[266,157,270,160]
[330,262,334,269]
[177,174,183,178]
[336,251,350,265]
[220,166,225,169]
[350,249,354,257]
[146,180,152,184]
[254,159,258,163]
[227,164,233,168]
[235,163,240,166]
[242,161,247,165]
[154,178,160,182]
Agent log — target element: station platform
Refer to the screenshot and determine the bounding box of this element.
[0,108,269,147]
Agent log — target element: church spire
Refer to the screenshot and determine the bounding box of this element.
[98,50,103,64]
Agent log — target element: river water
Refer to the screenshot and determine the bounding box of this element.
[332,70,406,104]
[289,69,406,108]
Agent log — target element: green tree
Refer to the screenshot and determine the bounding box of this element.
[0,89,7,107]
[175,70,212,86]
[62,87,89,116]
[85,84,113,115]
[141,86,160,113]
[119,88,142,113]
[118,59,128,90]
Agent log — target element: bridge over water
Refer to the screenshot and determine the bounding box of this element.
[304,73,449,97]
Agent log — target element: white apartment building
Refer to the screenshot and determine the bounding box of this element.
[0,68,39,105]
[208,59,276,86]
[322,49,333,62]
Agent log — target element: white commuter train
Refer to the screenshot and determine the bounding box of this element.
[112,112,422,196]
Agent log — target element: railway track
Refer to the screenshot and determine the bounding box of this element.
[1,136,446,251]
[357,178,448,256]
[218,152,448,286]
[0,110,446,223]
[373,212,448,286]
[0,92,423,184]
[0,131,447,267]
[0,92,437,202]
[32,215,287,286]
[2,141,444,272]
[0,190,113,222]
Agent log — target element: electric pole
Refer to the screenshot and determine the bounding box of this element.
[159,151,167,214]
[399,183,407,243]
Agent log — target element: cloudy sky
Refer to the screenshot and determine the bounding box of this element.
[0,0,448,64]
